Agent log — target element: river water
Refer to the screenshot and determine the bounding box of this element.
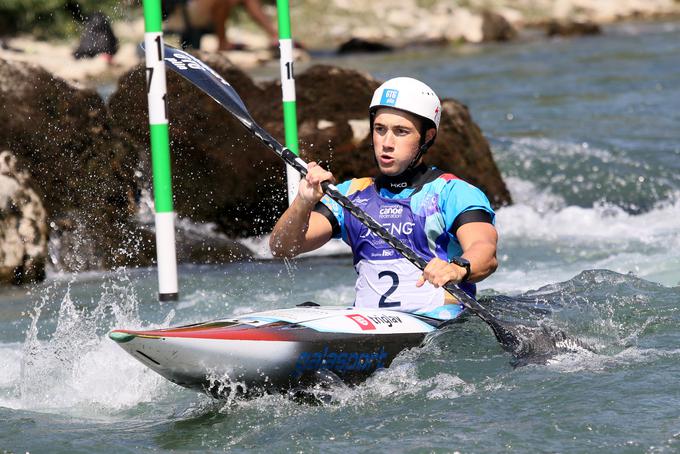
[2,21,680,453]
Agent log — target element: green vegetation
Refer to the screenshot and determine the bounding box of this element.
[0,0,124,38]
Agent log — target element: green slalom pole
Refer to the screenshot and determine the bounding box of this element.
[276,0,300,205]
[143,0,179,301]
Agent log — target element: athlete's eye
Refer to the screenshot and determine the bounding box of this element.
[374,125,386,134]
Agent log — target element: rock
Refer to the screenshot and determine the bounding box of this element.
[481,11,518,42]
[0,151,48,284]
[0,58,142,273]
[337,38,394,55]
[445,8,485,43]
[0,50,512,277]
[109,58,511,241]
[428,9,517,44]
[545,20,602,37]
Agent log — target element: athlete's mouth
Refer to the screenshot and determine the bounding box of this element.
[379,154,394,164]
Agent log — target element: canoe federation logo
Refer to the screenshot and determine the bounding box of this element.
[379,205,403,219]
[381,89,399,106]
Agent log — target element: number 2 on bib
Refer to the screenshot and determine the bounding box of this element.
[378,270,401,308]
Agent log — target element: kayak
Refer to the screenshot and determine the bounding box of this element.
[109,303,466,398]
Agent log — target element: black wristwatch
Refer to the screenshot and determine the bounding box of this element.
[449,256,471,283]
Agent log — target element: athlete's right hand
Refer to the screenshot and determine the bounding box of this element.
[298,162,335,207]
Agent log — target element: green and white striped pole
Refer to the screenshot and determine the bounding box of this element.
[143,0,179,301]
[276,0,300,205]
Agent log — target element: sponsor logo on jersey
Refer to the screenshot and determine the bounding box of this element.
[380,89,399,106]
[293,346,389,377]
[346,314,376,330]
[389,181,408,189]
[370,249,395,258]
[353,197,370,205]
[379,205,403,218]
[421,194,438,211]
[360,222,415,238]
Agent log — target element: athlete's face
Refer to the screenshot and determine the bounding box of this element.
[372,108,434,176]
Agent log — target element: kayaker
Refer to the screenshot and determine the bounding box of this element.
[269,77,498,318]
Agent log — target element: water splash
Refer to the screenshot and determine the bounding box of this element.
[14,273,173,414]
[484,270,679,368]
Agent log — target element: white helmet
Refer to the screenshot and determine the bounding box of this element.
[369,77,441,131]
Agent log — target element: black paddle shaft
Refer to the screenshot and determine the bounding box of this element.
[157,45,537,354]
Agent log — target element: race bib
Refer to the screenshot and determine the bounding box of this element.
[354,258,446,313]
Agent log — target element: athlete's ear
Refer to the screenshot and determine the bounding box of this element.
[425,128,436,143]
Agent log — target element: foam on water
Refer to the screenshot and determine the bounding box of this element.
[486,177,680,292]
[544,344,680,374]
[499,177,680,244]
[290,340,478,407]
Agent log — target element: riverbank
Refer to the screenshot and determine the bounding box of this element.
[1,0,679,86]
[0,18,280,87]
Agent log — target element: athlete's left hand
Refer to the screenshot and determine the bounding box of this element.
[416,258,467,288]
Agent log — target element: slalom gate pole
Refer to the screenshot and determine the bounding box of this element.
[142,0,179,301]
[276,0,300,205]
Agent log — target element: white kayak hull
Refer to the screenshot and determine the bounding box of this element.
[110,304,465,397]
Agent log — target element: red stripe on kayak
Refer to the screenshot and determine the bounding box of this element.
[110,325,293,341]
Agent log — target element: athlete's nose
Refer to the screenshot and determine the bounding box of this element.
[382,130,395,150]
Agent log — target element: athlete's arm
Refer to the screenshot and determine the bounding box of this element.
[417,222,498,288]
[456,222,498,282]
[269,162,335,258]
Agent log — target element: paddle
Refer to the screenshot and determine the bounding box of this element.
[155,44,588,358]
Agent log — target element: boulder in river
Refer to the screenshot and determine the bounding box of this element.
[481,11,518,42]
[0,57,142,275]
[337,38,394,54]
[545,20,602,37]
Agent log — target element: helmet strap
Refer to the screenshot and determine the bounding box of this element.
[406,124,435,170]
[406,143,428,171]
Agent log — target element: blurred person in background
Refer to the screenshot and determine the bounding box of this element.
[163,0,278,50]
[66,1,119,63]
